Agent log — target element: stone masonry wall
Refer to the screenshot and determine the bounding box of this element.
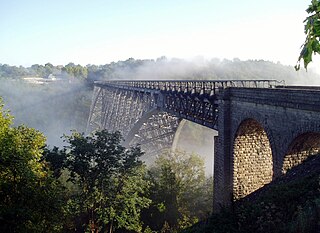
[233,119,273,200]
[282,133,320,174]
[213,87,320,210]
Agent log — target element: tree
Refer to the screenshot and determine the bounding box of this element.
[30,64,46,77]
[142,151,213,232]
[53,130,151,232]
[44,62,54,78]
[62,63,88,79]
[0,98,65,232]
[296,0,320,70]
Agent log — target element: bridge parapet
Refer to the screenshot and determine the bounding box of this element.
[95,80,282,95]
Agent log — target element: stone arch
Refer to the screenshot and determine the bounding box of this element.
[233,118,273,200]
[282,132,320,174]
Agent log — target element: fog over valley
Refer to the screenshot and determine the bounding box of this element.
[1,57,319,174]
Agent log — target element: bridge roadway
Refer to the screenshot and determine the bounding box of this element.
[87,79,320,212]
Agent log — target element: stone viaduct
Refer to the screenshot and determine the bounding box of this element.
[87,80,320,211]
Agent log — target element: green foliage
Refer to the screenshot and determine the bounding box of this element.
[50,130,151,232]
[43,146,67,178]
[62,63,88,80]
[296,0,320,70]
[142,151,213,232]
[0,98,66,232]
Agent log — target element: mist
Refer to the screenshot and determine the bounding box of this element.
[0,79,92,147]
[101,57,320,86]
[1,57,319,172]
[172,120,217,176]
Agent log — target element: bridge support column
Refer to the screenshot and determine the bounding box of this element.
[213,93,232,212]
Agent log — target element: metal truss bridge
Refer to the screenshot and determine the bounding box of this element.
[86,80,280,156]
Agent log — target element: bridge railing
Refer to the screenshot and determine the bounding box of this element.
[95,80,284,95]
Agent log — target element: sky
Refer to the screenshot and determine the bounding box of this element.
[0,0,311,67]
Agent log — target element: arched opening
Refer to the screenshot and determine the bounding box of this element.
[233,119,273,200]
[172,119,218,176]
[282,132,320,174]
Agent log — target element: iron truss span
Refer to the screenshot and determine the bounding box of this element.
[87,79,283,155]
[92,80,283,128]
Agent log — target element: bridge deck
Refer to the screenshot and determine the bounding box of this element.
[95,80,284,95]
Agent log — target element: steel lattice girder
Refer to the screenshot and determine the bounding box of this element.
[161,92,218,129]
[86,87,215,157]
[87,80,284,156]
[129,112,179,156]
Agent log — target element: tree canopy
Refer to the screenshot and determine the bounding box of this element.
[0,97,214,232]
[142,151,213,232]
[0,98,65,232]
[45,130,151,233]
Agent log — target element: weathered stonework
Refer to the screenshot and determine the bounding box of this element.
[233,119,273,200]
[282,133,320,174]
[213,87,320,212]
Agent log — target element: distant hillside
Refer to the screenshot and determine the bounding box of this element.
[1,58,320,85]
[183,154,320,233]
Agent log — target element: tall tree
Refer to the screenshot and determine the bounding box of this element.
[143,151,213,232]
[55,130,151,233]
[0,98,65,232]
